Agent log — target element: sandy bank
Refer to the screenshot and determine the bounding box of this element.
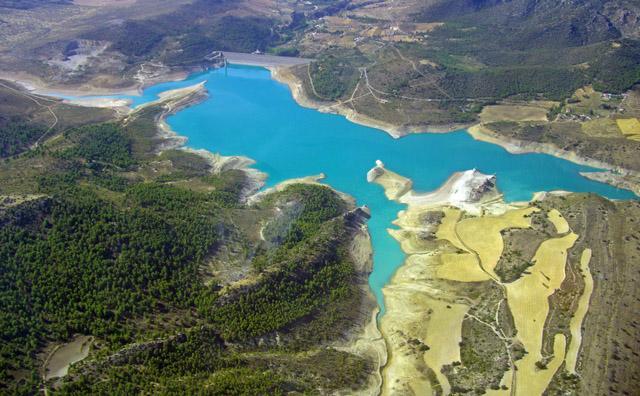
[580,171,640,197]
[246,174,326,205]
[0,63,199,103]
[469,125,640,190]
[223,52,312,67]
[62,97,132,110]
[0,71,139,97]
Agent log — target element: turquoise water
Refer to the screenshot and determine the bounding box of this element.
[63,65,637,315]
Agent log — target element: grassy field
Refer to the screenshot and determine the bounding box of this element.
[455,207,538,278]
[547,208,570,234]
[505,230,578,395]
[371,163,640,395]
[484,120,640,172]
[437,252,491,282]
[617,118,640,136]
[564,248,593,374]
[480,104,552,123]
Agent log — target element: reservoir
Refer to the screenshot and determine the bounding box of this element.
[74,65,637,314]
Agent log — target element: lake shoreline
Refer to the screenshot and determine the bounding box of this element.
[268,66,470,139]
[0,65,200,98]
[269,66,640,197]
[6,63,639,198]
[0,53,310,99]
[136,81,269,200]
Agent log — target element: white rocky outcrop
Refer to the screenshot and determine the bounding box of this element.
[368,161,502,215]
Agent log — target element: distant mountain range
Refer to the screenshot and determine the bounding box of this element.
[0,0,71,9]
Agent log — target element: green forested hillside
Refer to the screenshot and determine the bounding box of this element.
[297,0,640,128]
[412,0,640,97]
[0,117,47,158]
[416,0,620,47]
[0,98,373,394]
[82,1,281,65]
[0,84,114,160]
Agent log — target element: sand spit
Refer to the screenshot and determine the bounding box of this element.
[367,159,503,215]
[366,160,413,200]
[134,81,207,112]
[369,161,592,395]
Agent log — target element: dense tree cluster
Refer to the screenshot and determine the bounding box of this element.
[209,223,355,340]
[211,16,277,53]
[264,184,346,247]
[109,21,165,58]
[57,326,369,394]
[309,55,360,100]
[56,328,290,395]
[206,184,355,340]
[0,182,223,388]
[590,39,640,93]
[84,1,281,65]
[0,117,47,158]
[0,104,368,394]
[59,123,135,168]
[440,67,588,101]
